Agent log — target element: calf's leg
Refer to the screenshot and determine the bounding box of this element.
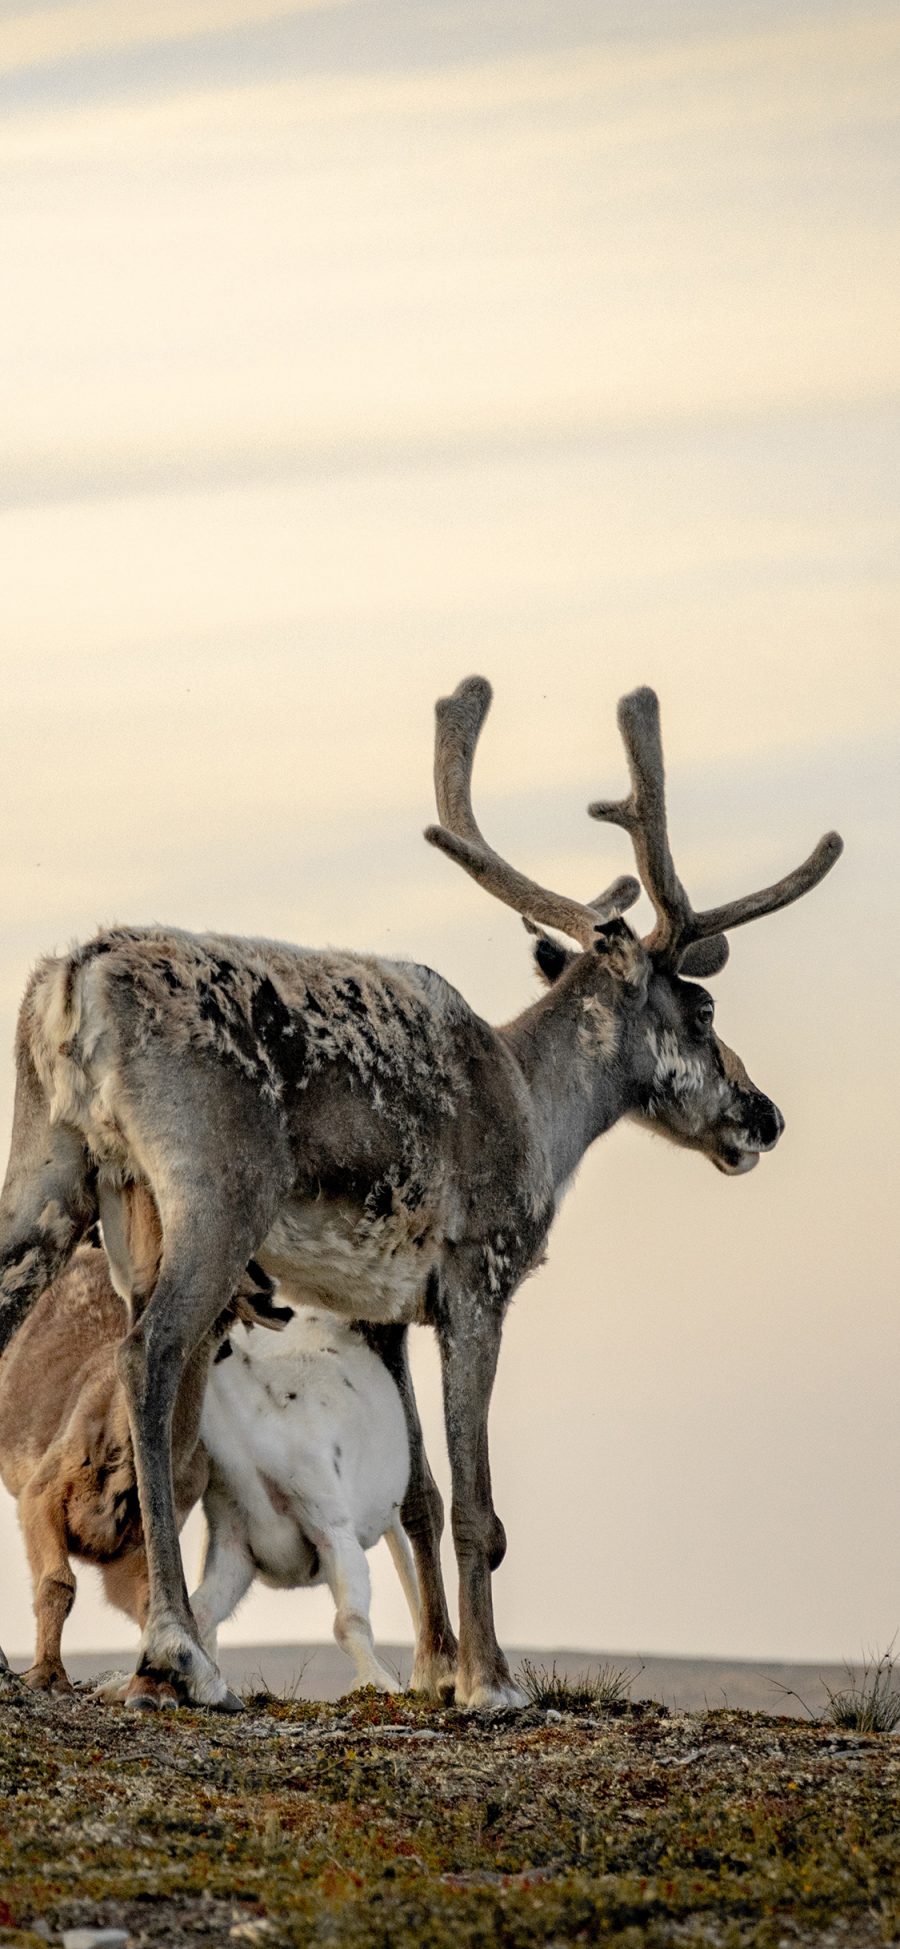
[385,1517,420,1639]
[18,1456,76,1693]
[315,1520,399,1693]
[189,1481,256,1661]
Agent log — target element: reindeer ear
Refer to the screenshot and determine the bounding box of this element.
[532,935,573,986]
[678,935,729,978]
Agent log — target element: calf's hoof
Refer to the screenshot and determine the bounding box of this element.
[364,1667,402,1695]
[22,1662,72,1696]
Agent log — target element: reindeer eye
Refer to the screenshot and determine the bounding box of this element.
[695,999,715,1032]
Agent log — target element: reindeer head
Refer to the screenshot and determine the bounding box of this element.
[425,676,842,1177]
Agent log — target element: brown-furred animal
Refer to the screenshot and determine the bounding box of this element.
[0,677,842,1712]
[0,1189,283,1704]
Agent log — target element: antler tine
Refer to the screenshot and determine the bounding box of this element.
[589,685,844,969]
[432,672,493,840]
[425,676,640,949]
[688,831,844,941]
[588,881,643,915]
[588,686,693,963]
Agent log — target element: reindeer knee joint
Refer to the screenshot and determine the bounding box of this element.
[37,1571,75,1614]
[451,1506,506,1569]
[403,1476,444,1542]
[334,1610,367,1651]
[486,1515,507,1571]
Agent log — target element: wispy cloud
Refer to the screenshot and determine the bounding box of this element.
[0,0,352,80]
[2,6,896,495]
[3,392,898,513]
[3,7,899,140]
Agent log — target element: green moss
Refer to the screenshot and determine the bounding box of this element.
[2,1686,900,1946]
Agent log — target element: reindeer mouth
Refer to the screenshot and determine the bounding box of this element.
[712,1143,760,1176]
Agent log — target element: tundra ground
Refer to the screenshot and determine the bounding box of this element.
[1,1671,899,1947]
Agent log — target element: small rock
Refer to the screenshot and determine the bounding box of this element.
[229,1922,276,1942]
[545,1708,564,1723]
[62,1931,130,1949]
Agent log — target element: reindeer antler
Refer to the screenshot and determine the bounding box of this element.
[424,676,640,950]
[588,686,843,974]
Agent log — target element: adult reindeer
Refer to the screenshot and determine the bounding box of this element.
[0,678,841,1711]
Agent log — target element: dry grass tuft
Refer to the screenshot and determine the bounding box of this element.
[824,1645,900,1734]
[516,1656,637,1714]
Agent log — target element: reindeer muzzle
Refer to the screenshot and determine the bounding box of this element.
[714,1093,784,1174]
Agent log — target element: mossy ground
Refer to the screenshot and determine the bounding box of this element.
[1,1669,899,1947]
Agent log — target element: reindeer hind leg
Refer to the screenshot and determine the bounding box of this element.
[0,1041,94,1355]
[115,1138,291,1708]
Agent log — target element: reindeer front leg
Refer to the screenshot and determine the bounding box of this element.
[361,1322,458,1697]
[438,1298,526,1713]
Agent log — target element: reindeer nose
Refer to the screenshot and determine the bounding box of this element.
[752,1097,784,1149]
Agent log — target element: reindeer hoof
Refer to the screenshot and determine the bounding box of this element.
[124,1674,180,1711]
[126,1690,159,1713]
[457,1679,528,1713]
[136,1616,241,1710]
[122,1670,242,1713]
[408,1650,458,1701]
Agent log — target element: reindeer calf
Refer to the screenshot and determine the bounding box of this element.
[0,1195,283,1703]
[0,1244,210,1697]
[191,1309,419,1693]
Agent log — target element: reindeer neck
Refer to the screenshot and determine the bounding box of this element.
[499,971,635,1191]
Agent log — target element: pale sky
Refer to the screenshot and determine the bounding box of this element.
[0,0,898,1668]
